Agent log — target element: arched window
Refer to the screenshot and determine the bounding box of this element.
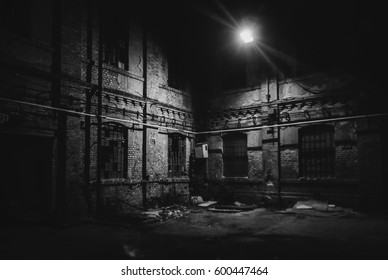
[223,133,248,177]
[101,123,128,179]
[299,125,335,179]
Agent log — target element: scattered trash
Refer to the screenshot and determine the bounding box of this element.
[141,205,190,221]
[198,201,218,207]
[234,201,245,207]
[277,200,357,217]
[208,208,243,213]
[191,196,204,205]
[213,204,257,211]
[293,200,328,211]
[143,210,162,219]
[295,204,313,210]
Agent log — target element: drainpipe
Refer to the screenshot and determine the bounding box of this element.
[141,21,148,210]
[84,0,93,215]
[96,0,103,216]
[52,0,67,224]
[276,74,282,206]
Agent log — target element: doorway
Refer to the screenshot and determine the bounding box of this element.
[0,134,52,223]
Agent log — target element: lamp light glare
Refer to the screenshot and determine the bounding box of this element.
[240,29,254,43]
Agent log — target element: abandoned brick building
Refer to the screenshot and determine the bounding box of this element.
[0,0,386,223]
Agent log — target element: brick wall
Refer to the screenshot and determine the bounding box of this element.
[201,72,365,207]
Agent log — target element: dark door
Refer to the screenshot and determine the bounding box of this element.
[0,134,52,223]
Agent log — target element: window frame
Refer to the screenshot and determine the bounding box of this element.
[101,122,128,179]
[222,132,248,178]
[298,124,335,179]
[168,133,186,177]
[101,8,129,70]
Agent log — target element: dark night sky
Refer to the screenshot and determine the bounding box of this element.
[141,0,386,93]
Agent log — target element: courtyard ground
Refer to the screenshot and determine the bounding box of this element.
[1,203,388,260]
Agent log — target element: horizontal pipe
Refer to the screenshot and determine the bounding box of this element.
[195,112,388,134]
[1,96,387,135]
[0,96,194,134]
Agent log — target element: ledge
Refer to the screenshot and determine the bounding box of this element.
[159,84,191,98]
[102,63,144,82]
[218,85,261,96]
[281,178,359,187]
[207,178,264,184]
[91,177,190,186]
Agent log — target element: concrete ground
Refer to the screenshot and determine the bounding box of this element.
[1,205,388,260]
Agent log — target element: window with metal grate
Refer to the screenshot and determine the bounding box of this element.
[299,124,335,179]
[101,123,128,179]
[168,133,186,177]
[223,133,248,177]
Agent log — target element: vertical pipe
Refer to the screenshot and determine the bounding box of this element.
[96,0,103,216]
[84,0,93,215]
[52,0,66,224]
[141,21,148,210]
[276,74,282,206]
[266,74,270,102]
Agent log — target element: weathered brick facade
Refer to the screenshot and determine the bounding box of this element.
[200,71,386,209]
[0,0,195,222]
[0,0,386,223]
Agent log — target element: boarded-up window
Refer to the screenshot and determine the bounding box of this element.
[168,133,186,177]
[101,123,128,179]
[223,133,248,177]
[299,125,335,178]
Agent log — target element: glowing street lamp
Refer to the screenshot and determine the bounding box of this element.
[239,28,254,44]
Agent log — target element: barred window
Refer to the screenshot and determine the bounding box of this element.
[223,133,248,177]
[101,123,128,179]
[168,133,186,177]
[299,125,335,179]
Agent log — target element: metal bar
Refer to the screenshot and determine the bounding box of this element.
[96,0,103,216]
[196,112,388,134]
[142,20,148,210]
[84,0,93,215]
[1,97,386,135]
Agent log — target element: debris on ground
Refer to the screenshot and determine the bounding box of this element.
[208,208,243,213]
[142,210,162,219]
[294,200,328,211]
[234,201,245,207]
[191,196,204,205]
[211,203,257,212]
[198,201,218,207]
[141,205,190,221]
[276,200,358,217]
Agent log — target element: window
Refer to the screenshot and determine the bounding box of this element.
[102,7,129,70]
[167,50,184,90]
[223,133,248,177]
[299,125,335,179]
[101,123,128,179]
[168,133,186,177]
[0,0,31,38]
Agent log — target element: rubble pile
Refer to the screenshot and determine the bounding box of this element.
[142,205,190,221]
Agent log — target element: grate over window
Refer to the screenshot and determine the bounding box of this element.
[168,133,186,177]
[299,125,335,179]
[101,123,128,179]
[223,133,248,177]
